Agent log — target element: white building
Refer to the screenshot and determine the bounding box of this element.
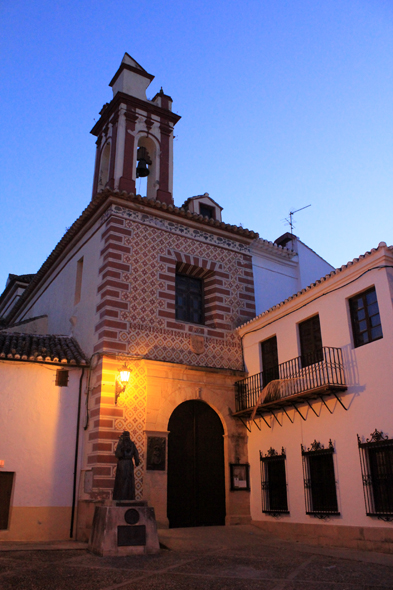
[0,334,87,541]
[236,242,393,552]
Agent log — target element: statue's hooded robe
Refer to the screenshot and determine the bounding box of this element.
[113,432,140,501]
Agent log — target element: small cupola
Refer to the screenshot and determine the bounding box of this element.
[182,193,223,222]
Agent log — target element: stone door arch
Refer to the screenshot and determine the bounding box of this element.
[167,400,226,528]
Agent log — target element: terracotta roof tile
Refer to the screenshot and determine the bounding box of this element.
[0,333,88,366]
[7,273,36,285]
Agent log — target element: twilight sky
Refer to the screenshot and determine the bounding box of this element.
[1,0,393,290]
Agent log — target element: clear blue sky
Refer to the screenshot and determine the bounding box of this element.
[1,0,393,290]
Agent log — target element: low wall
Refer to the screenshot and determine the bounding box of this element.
[252,520,393,554]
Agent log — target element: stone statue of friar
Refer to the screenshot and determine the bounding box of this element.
[113,431,140,501]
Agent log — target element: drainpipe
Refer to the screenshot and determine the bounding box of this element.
[70,366,85,538]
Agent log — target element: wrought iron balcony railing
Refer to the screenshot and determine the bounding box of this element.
[235,347,347,416]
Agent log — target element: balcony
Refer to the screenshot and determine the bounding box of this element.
[234,347,347,425]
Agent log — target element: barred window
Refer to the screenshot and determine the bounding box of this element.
[358,430,393,518]
[175,274,204,324]
[349,287,382,348]
[301,440,339,516]
[260,448,289,514]
[55,369,69,387]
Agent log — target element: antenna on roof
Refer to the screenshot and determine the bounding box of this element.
[285,204,311,234]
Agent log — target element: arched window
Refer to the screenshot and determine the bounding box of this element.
[98,142,111,190]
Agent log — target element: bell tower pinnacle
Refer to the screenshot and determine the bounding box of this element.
[91,53,181,204]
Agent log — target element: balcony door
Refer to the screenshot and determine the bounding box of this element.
[167,400,225,528]
[261,336,279,387]
[299,315,323,367]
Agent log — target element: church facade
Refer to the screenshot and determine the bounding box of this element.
[0,55,335,542]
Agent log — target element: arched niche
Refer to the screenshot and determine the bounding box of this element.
[98,142,111,190]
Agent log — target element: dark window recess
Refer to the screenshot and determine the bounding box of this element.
[175,274,204,324]
[56,369,69,387]
[0,472,14,530]
[260,448,289,514]
[358,430,393,518]
[302,440,339,516]
[299,315,323,367]
[349,287,383,348]
[199,204,215,219]
[261,336,279,387]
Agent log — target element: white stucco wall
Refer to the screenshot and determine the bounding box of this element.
[252,251,299,316]
[12,219,103,357]
[296,239,334,292]
[251,238,334,317]
[239,245,393,529]
[0,361,84,507]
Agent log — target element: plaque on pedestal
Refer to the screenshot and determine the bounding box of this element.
[88,501,160,556]
[88,432,160,556]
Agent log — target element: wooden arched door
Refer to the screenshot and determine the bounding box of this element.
[167,400,226,528]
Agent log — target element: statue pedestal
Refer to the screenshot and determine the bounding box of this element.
[88,501,160,556]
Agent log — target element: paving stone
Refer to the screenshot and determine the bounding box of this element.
[1,526,393,590]
[114,572,278,590]
[0,564,136,590]
[174,554,298,579]
[294,554,393,587]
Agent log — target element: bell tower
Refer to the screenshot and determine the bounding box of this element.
[91,53,181,205]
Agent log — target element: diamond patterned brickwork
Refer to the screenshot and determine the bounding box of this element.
[87,358,146,501]
[113,360,146,500]
[93,205,256,371]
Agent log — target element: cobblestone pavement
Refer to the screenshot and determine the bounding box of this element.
[1,525,393,590]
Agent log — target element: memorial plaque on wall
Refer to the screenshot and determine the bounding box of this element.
[146,437,166,471]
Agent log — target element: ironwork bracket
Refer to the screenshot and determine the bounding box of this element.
[282,406,294,423]
[306,399,319,417]
[332,392,348,411]
[378,515,393,523]
[320,396,333,414]
[291,403,306,421]
[237,416,251,432]
[270,410,282,427]
[259,413,272,428]
[253,418,261,431]
[312,513,330,520]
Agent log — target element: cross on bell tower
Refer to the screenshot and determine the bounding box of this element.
[91,53,181,205]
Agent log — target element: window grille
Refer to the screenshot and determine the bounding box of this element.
[349,287,383,348]
[260,447,289,514]
[358,430,393,520]
[175,274,204,324]
[56,369,69,387]
[301,439,339,517]
[199,203,215,219]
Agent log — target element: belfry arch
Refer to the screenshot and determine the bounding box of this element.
[97,141,111,190]
[135,134,159,199]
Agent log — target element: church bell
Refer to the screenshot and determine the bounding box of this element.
[136,146,151,178]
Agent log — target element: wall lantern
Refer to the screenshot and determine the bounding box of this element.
[115,363,131,404]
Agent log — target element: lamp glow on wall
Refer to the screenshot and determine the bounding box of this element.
[115,363,131,404]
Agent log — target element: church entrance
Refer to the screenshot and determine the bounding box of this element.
[167,400,226,528]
